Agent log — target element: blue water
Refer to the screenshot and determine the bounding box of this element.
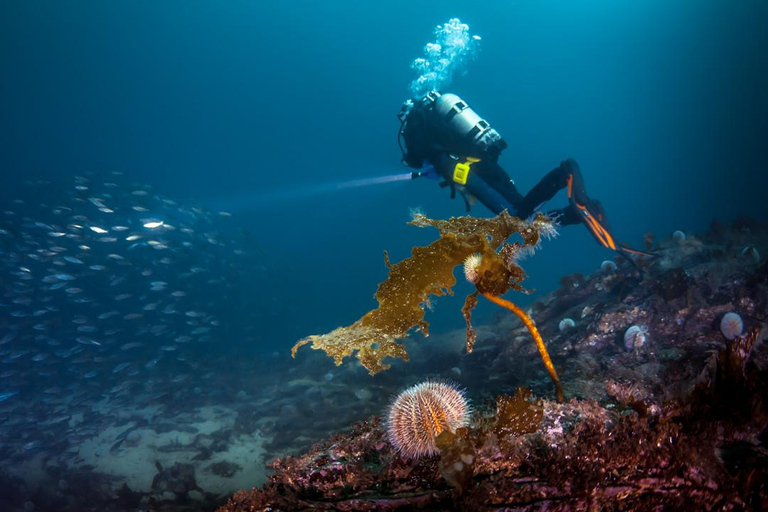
[2,0,767,353]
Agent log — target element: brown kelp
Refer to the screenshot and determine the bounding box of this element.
[291,211,563,400]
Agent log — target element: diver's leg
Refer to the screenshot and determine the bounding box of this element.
[464,170,518,216]
[514,159,574,219]
[530,160,654,257]
[478,161,525,208]
[521,159,619,250]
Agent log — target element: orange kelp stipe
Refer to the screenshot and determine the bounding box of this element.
[481,293,564,403]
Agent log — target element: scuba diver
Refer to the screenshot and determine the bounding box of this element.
[398,91,649,258]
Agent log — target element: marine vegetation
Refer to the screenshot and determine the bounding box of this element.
[291,211,563,401]
[219,218,768,511]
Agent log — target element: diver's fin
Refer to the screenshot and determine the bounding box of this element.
[618,244,657,258]
[616,244,658,269]
[566,170,656,259]
[574,201,618,250]
[566,171,617,250]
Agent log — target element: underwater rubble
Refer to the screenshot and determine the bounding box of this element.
[219,218,768,512]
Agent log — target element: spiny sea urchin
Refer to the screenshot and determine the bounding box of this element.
[386,381,470,459]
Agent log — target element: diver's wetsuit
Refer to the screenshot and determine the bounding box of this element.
[430,152,590,226]
[401,91,626,253]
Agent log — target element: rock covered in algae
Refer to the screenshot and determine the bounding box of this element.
[220,219,768,512]
[292,212,555,374]
[219,326,768,511]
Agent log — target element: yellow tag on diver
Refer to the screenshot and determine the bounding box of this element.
[452,157,481,185]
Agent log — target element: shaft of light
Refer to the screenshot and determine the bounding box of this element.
[211,172,414,212]
[334,173,413,190]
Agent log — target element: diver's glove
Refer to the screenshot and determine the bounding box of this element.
[410,162,440,180]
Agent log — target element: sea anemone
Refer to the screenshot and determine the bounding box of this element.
[559,318,576,332]
[720,312,744,341]
[531,215,559,241]
[624,325,648,352]
[463,253,483,284]
[387,381,470,459]
[672,230,686,244]
[600,260,618,273]
[740,246,760,264]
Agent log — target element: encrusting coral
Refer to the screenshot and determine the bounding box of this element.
[291,211,563,400]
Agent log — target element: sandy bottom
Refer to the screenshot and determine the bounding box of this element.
[9,405,268,501]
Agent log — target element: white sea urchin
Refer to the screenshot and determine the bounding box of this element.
[387,381,471,459]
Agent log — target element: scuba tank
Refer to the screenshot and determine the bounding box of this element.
[398,91,507,169]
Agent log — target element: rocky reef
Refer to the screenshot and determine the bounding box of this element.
[218,218,768,512]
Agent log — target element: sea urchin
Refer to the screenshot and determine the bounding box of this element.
[386,381,470,459]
